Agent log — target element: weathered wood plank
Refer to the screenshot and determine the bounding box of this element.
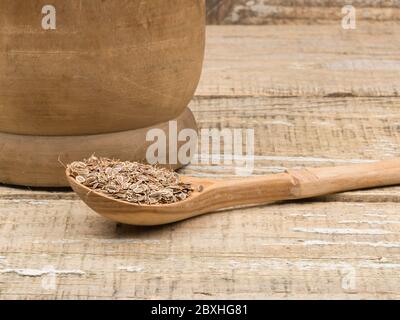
[1,199,400,299]
[197,24,400,97]
[2,96,400,200]
[190,96,400,165]
[206,0,400,24]
[186,95,400,202]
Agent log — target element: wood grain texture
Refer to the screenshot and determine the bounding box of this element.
[206,0,400,24]
[2,24,400,299]
[0,0,205,135]
[1,199,400,299]
[2,93,400,298]
[197,24,400,97]
[188,96,400,170]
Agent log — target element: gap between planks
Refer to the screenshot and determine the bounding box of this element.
[206,0,400,25]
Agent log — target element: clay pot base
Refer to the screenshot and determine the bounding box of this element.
[0,108,197,187]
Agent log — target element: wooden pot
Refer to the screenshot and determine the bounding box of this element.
[0,108,198,187]
[0,0,205,135]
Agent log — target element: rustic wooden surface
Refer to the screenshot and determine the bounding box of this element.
[1,22,400,299]
[206,0,400,24]
[198,24,400,97]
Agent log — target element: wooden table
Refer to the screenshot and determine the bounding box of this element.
[1,22,400,299]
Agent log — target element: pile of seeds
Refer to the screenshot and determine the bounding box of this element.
[68,156,193,205]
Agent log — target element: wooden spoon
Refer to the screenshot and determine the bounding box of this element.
[66,159,400,226]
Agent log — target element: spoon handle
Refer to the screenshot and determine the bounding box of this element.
[208,158,400,209]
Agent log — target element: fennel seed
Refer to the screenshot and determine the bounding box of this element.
[68,156,193,205]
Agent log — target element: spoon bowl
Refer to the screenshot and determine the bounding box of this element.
[66,169,220,225]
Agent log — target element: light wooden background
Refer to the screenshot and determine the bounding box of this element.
[1,3,400,299]
[206,0,400,24]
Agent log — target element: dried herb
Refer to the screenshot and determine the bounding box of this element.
[68,156,193,205]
